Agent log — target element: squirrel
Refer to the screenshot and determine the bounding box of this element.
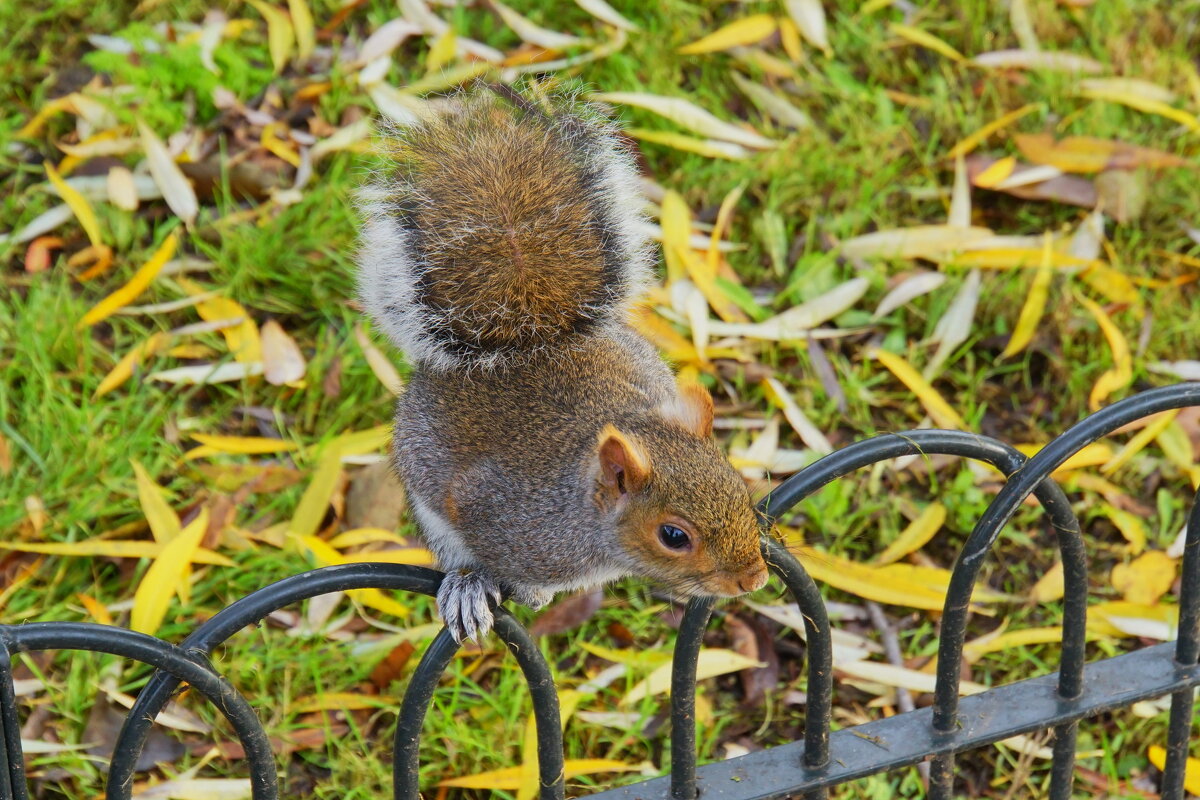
[356,86,769,643]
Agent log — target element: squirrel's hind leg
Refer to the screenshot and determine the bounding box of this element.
[438,569,503,643]
[504,584,554,610]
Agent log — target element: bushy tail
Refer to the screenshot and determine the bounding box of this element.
[356,86,651,371]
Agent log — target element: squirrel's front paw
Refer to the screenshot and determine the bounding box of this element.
[437,570,503,643]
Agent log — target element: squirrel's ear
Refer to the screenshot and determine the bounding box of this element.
[596,424,651,501]
[661,382,714,438]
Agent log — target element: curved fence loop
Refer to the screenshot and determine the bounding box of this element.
[108,563,444,800]
[0,639,29,800]
[669,596,715,800]
[1,624,279,800]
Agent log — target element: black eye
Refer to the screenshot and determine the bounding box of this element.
[658,524,691,550]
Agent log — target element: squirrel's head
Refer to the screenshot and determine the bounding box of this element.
[593,384,770,598]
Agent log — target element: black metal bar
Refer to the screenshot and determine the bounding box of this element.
[761,539,831,795]
[493,610,565,800]
[1159,488,1200,800]
[0,640,28,800]
[0,624,278,800]
[929,384,1200,796]
[587,641,1200,800]
[670,596,715,800]
[110,564,443,800]
[393,627,459,800]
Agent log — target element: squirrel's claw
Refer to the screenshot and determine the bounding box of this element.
[438,570,502,643]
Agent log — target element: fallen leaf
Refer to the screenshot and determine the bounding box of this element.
[1111,551,1176,606]
[783,0,829,53]
[947,104,1039,158]
[678,15,775,55]
[592,91,775,149]
[1001,234,1055,357]
[529,589,603,637]
[970,49,1103,73]
[78,232,179,328]
[1097,504,1148,555]
[439,760,642,790]
[875,503,947,565]
[1014,133,1191,173]
[872,271,946,319]
[574,0,638,31]
[245,0,295,72]
[131,508,209,634]
[261,320,307,385]
[1079,87,1200,133]
[491,0,583,50]
[44,162,102,248]
[621,649,764,705]
[872,349,966,429]
[1148,746,1200,795]
[1079,295,1132,410]
[1029,561,1065,603]
[184,434,297,460]
[138,121,198,227]
[888,22,964,62]
[354,323,403,395]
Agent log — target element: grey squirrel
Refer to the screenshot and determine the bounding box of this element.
[356,86,769,642]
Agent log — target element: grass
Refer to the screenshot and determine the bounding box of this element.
[2,0,1200,798]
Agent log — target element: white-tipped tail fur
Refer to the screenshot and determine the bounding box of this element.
[355,87,652,372]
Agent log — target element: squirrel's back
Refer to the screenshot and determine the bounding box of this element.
[357,86,651,371]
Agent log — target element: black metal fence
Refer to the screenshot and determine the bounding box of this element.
[3,383,1200,800]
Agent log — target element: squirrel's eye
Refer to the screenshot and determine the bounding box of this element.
[658,524,691,551]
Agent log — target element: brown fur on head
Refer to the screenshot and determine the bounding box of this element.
[593,385,769,598]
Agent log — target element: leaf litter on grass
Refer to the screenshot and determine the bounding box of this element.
[3,0,1200,797]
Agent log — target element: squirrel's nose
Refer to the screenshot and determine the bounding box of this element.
[738,566,769,593]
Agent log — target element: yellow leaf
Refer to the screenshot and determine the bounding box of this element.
[335,550,435,566]
[659,190,691,285]
[1015,442,1114,474]
[677,14,776,54]
[838,660,987,695]
[1148,746,1200,795]
[246,0,295,73]
[680,248,748,323]
[937,248,1093,270]
[841,224,993,260]
[16,95,77,139]
[292,693,394,713]
[707,184,744,278]
[354,323,403,395]
[973,156,1017,189]
[77,593,114,626]
[793,546,948,610]
[131,460,181,544]
[1014,133,1191,173]
[579,641,672,669]
[260,122,301,167]
[0,540,232,566]
[184,434,298,460]
[777,16,803,62]
[875,503,947,565]
[963,627,1066,662]
[1078,263,1139,306]
[872,349,966,429]
[327,528,412,549]
[94,331,171,397]
[188,286,262,364]
[44,162,102,248]
[1101,410,1178,474]
[1079,88,1200,133]
[439,760,641,790]
[1111,551,1176,606]
[625,128,750,160]
[426,28,457,73]
[131,508,209,634]
[289,449,342,538]
[1089,601,1178,639]
[78,232,178,328]
[1157,421,1199,488]
[1001,234,1055,358]
[326,425,392,457]
[292,534,410,616]
[1029,561,1064,602]
[1097,504,1148,555]
[1078,295,1132,411]
[888,22,964,62]
[622,649,764,705]
[948,104,1039,159]
[286,0,314,60]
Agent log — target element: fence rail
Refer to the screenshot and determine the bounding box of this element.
[3,382,1199,800]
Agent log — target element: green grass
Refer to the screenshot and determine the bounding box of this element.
[3,0,1200,798]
